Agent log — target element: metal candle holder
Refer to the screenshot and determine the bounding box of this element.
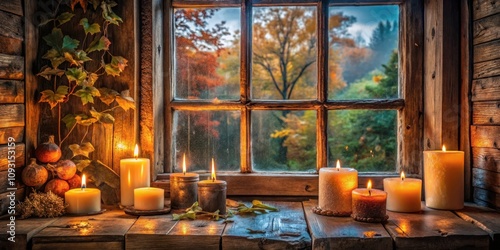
[170,173,199,209]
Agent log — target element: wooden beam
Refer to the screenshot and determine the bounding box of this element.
[0,126,24,144]
[455,203,500,250]
[472,76,500,101]
[474,187,500,208]
[473,101,500,125]
[0,143,25,172]
[0,0,23,16]
[474,58,500,79]
[0,36,23,55]
[472,147,500,173]
[473,167,500,194]
[0,10,23,40]
[472,0,500,20]
[0,104,24,128]
[471,125,500,148]
[473,13,500,45]
[0,80,24,103]
[0,54,23,80]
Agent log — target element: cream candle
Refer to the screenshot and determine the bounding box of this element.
[352,180,388,222]
[198,158,227,214]
[383,172,422,212]
[170,153,199,209]
[65,174,101,214]
[318,160,358,216]
[120,145,151,206]
[134,187,164,211]
[423,145,464,210]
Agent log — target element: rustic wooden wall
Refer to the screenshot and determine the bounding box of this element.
[0,0,25,217]
[471,0,500,208]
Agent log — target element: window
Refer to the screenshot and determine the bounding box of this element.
[164,0,421,177]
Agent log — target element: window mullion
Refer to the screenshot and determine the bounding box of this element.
[241,0,252,173]
[317,0,329,171]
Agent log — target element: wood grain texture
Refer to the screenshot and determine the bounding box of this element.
[473,0,500,20]
[0,10,23,40]
[461,0,472,201]
[473,102,500,125]
[474,13,500,45]
[474,187,500,208]
[33,242,123,250]
[473,167,500,193]
[474,39,500,63]
[0,0,23,16]
[223,201,311,250]
[471,125,500,148]
[0,217,56,250]
[0,54,23,80]
[0,80,24,103]
[0,143,24,172]
[384,204,490,250]
[125,215,178,250]
[472,76,500,101]
[303,200,391,250]
[474,58,500,79]
[473,147,500,172]
[0,104,24,128]
[166,217,226,250]
[455,203,500,250]
[0,126,24,144]
[0,36,23,55]
[0,188,23,218]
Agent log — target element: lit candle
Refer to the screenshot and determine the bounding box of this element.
[352,180,388,222]
[197,158,227,214]
[318,160,358,216]
[383,171,422,212]
[65,174,101,214]
[134,187,164,211]
[170,153,200,209]
[120,144,151,206]
[423,145,464,210]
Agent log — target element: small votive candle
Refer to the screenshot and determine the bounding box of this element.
[65,174,101,214]
[384,172,422,212]
[318,160,358,216]
[198,158,227,214]
[134,187,164,211]
[170,154,199,209]
[352,180,388,222]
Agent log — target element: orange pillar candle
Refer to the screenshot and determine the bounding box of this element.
[423,145,464,210]
[65,174,101,214]
[318,160,358,216]
[120,145,151,206]
[352,180,388,222]
[134,187,164,211]
[170,153,200,209]
[198,158,227,214]
[384,172,422,212]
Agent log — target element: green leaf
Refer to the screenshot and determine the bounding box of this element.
[105,56,128,76]
[42,49,65,69]
[43,28,63,50]
[74,113,98,126]
[69,142,95,158]
[89,0,100,10]
[62,35,79,52]
[74,50,92,63]
[66,67,87,85]
[115,90,135,111]
[57,12,74,26]
[98,88,119,105]
[251,200,279,212]
[90,108,115,124]
[62,114,76,129]
[75,159,92,172]
[56,85,69,95]
[101,1,123,25]
[79,18,101,35]
[74,86,100,105]
[87,36,111,53]
[172,211,197,221]
[37,66,65,81]
[39,86,68,109]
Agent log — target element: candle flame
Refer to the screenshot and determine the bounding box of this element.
[81,174,86,189]
[183,153,187,175]
[401,171,405,181]
[336,159,341,171]
[367,180,372,196]
[442,145,446,152]
[211,158,216,181]
[134,144,139,158]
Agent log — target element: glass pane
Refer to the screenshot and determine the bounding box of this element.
[174,8,240,100]
[173,110,240,172]
[251,6,317,100]
[252,110,316,172]
[328,110,397,172]
[328,5,399,100]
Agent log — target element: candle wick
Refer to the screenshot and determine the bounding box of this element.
[81,183,86,190]
[368,189,371,196]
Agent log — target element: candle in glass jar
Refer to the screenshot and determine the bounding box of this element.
[65,174,101,214]
[318,160,358,216]
[383,172,422,212]
[120,144,150,206]
[198,158,226,214]
[170,153,199,209]
[423,145,464,210]
[352,180,387,222]
[134,187,164,211]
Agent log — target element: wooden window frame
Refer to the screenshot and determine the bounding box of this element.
[149,0,424,196]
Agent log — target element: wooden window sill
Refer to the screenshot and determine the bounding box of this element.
[1,201,499,249]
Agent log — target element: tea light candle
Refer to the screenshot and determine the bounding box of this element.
[134,187,164,211]
[65,174,101,214]
[352,180,387,222]
[423,145,464,210]
[170,153,199,209]
[198,158,227,214]
[120,145,150,206]
[383,172,422,212]
[318,160,358,216]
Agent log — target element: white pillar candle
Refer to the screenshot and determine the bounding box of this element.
[65,174,101,214]
[120,145,150,206]
[318,160,358,216]
[134,187,164,211]
[423,146,464,210]
[383,172,422,212]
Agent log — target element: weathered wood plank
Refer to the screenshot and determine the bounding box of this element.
[32,210,137,249]
[474,58,500,79]
[0,0,23,16]
[0,36,22,55]
[474,187,500,208]
[0,187,23,217]
[472,76,500,101]
[384,204,490,249]
[0,80,24,103]
[0,104,24,128]
[473,0,500,20]
[303,200,391,250]
[223,201,311,250]
[473,167,500,194]
[473,102,500,125]
[474,40,500,63]
[0,54,23,80]
[473,147,500,172]
[0,126,24,144]
[0,217,56,250]
[471,125,500,148]
[167,217,225,250]
[474,13,500,45]
[0,10,23,40]
[455,203,500,250]
[125,215,178,250]
[0,143,24,172]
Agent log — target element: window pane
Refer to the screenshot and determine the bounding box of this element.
[173,110,240,172]
[251,6,317,100]
[328,110,397,172]
[174,8,240,100]
[252,110,316,172]
[328,6,399,100]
